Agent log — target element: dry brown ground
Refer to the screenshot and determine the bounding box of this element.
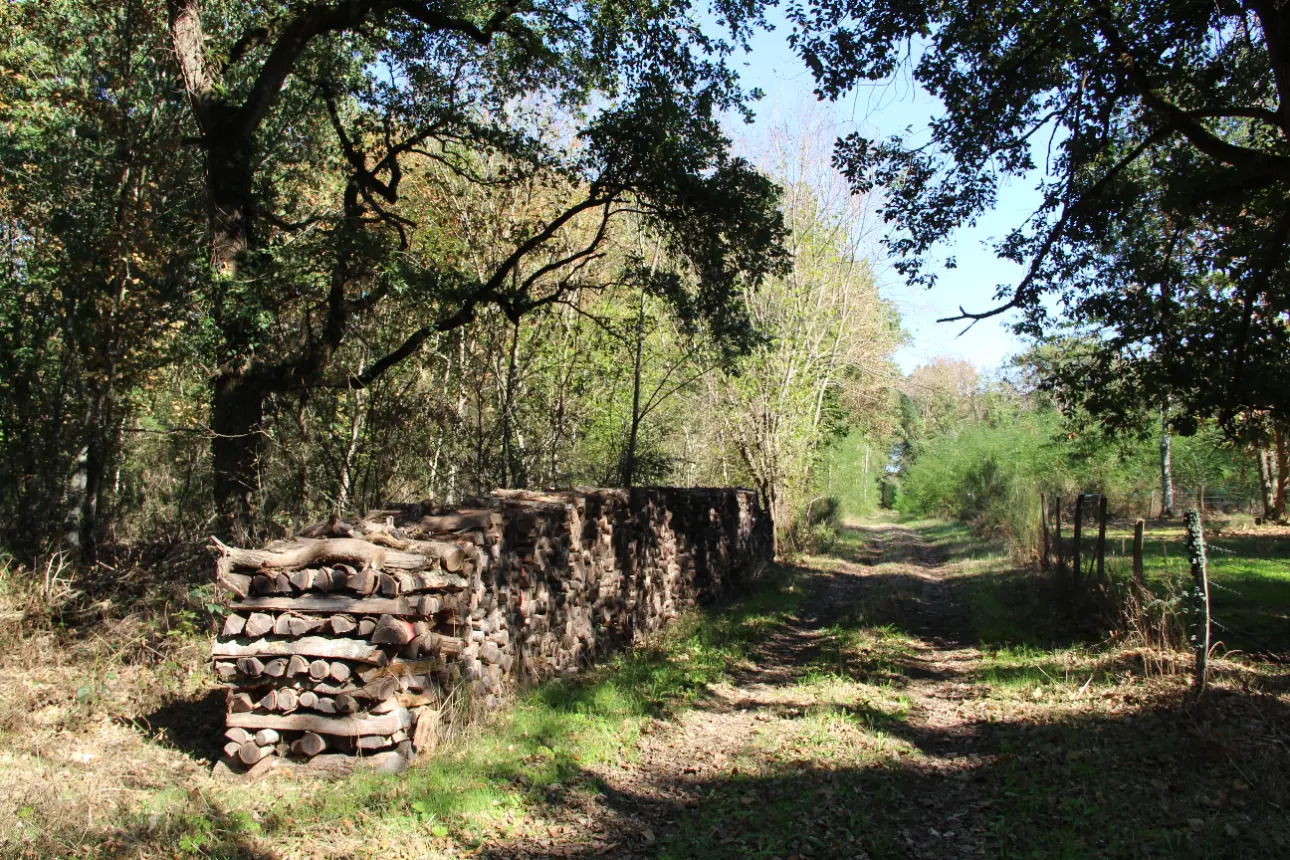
[3,522,1287,859]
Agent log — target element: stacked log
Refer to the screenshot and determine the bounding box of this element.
[210,487,771,776]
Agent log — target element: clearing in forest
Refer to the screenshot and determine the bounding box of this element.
[2,519,1288,858]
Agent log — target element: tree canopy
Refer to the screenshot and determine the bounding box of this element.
[790,0,1290,431]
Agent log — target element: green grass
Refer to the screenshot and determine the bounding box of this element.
[97,566,809,858]
[1107,521,1290,654]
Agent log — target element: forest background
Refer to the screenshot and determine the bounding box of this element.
[0,0,1281,573]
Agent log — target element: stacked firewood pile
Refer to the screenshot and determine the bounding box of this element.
[210,487,771,777]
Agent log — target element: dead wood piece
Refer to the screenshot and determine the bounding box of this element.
[334,693,359,714]
[415,511,500,535]
[330,614,356,634]
[211,537,429,573]
[237,742,272,765]
[308,660,330,680]
[346,567,378,595]
[371,614,415,645]
[254,729,281,746]
[243,612,275,638]
[293,732,326,758]
[276,687,299,713]
[395,571,469,592]
[216,570,252,599]
[288,568,315,591]
[287,654,310,676]
[356,735,392,751]
[225,727,252,744]
[262,658,287,678]
[222,614,247,637]
[225,709,410,738]
[236,657,265,677]
[228,692,254,713]
[212,636,383,664]
[329,662,352,683]
[232,595,416,616]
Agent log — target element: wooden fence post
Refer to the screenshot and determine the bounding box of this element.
[1184,509,1211,698]
[1073,494,1085,588]
[1054,496,1065,579]
[1131,518,1145,610]
[1095,494,1109,582]
[1040,494,1050,571]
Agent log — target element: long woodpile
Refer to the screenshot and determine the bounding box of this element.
[209,487,772,776]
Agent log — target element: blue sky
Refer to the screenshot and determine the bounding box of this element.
[725,12,1038,376]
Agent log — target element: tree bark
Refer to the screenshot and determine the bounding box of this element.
[1159,408,1174,517]
[1257,446,1276,518]
[212,372,266,540]
[1273,425,1288,521]
[622,292,646,488]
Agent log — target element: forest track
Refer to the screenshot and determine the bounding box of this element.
[480,521,997,859]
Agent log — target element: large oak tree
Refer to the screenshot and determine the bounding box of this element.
[168,0,786,535]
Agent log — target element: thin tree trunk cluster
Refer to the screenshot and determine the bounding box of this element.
[209,486,773,776]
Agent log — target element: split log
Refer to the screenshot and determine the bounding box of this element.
[330,614,356,634]
[216,570,252,599]
[231,595,422,616]
[394,571,469,592]
[212,637,384,665]
[222,614,247,637]
[236,657,265,677]
[346,567,378,595]
[263,658,287,678]
[243,613,275,638]
[371,615,415,645]
[223,741,242,760]
[228,692,254,713]
[288,568,315,591]
[276,687,299,712]
[329,662,352,683]
[225,727,252,744]
[225,709,410,737]
[287,655,310,677]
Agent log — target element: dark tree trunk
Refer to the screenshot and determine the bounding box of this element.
[212,371,266,540]
[1257,447,1276,518]
[1273,426,1288,521]
[622,293,646,488]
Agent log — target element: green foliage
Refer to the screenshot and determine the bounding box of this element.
[813,429,885,519]
[791,0,1290,429]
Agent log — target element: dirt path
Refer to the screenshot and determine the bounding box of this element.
[482,522,998,859]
